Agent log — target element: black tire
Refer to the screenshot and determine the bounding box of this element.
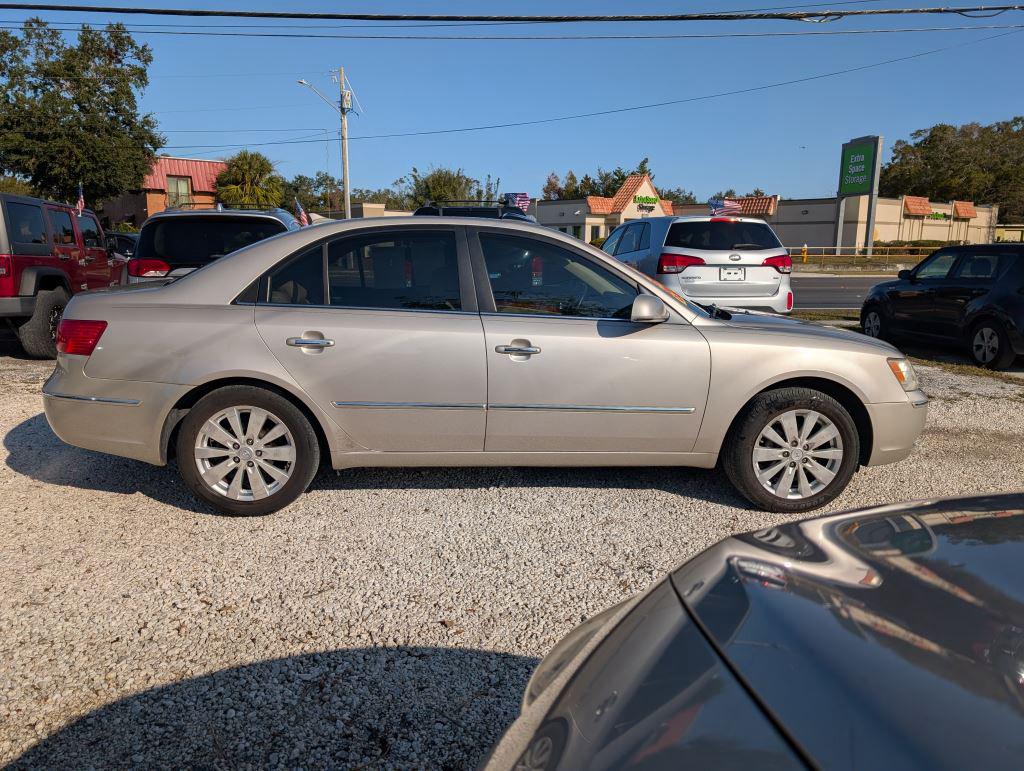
[722,387,860,513]
[16,286,69,358]
[176,385,321,516]
[967,319,1016,371]
[860,304,887,341]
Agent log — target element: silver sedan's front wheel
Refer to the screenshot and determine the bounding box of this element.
[177,386,320,516]
[194,405,296,502]
[722,387,860,513]
[752,409,843,500]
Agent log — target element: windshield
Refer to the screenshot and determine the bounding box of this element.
[136,216,287,267]
[666,220,782,251]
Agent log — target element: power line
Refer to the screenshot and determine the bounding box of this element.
[1,3,1022,23]
[5,21,1024,41]
[157,27,1020,151]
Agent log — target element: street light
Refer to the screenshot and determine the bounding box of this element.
[297,72,352,219]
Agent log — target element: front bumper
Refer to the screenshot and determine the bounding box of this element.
[0,295,36,318]
[865,390,928,466]
[43,356,188,466]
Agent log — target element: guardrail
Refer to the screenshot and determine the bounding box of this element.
[786,246,933,271]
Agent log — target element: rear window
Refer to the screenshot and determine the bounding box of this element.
[666,220,782,251]
[136,216,287,267]
[5,202,47,246]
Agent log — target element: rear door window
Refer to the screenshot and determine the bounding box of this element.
[5,202,49,254]
[47,209,76,245]
[136,216,287,268]
[666,220,781,250]
[615,223,643,255]
[327,230,461,311]
[949,251,1015,282]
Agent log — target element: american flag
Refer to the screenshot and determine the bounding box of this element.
[708,198,742,216]
[76,183,85,216]
[504,192,530,213]
[295,197,309,227]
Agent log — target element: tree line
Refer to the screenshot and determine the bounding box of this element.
[1,19,1022,224]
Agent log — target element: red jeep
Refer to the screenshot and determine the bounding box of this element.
[0,193,123,358]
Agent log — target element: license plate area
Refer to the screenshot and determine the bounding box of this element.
[720,267,745,281]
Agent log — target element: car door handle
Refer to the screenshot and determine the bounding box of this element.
[495,345,541,355]
[287,337,335,348]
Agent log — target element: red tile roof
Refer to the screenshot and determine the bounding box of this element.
[586,195,614,214]
[735,195,777,217]
[142,156,227,194]
[903,195,932,216]
[609,173,648,212]
[660,199,674,215]
[953,200,977,219]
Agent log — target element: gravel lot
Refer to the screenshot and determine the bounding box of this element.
[3,339,1024,769]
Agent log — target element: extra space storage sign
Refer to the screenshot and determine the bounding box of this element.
[838,137,880,197]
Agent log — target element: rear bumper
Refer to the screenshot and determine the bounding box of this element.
[0,295,35,318]
[661,275,792,313]
[43,356,188,466]
[865,391,928,466]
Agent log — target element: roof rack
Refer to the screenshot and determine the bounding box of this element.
[413,200,535,222]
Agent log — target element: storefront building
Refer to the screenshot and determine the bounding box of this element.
[531,174,674,242]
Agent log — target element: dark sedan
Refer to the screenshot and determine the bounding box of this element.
[487,493,1024,770]
[860,244,1024,369]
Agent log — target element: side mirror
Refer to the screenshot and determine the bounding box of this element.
[631,294,670,323]
[898,269,913,281]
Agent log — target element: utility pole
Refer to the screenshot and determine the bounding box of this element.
[297,69,353,219]
[338,65,352,219]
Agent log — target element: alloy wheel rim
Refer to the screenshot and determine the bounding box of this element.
[752,409,844,500]
[194,405,296,501]
[973,328,998,364]
[864,312,880,337]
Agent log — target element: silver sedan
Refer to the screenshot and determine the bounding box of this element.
[43,217,927,516]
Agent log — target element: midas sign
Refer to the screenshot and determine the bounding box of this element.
[634,195,659,205]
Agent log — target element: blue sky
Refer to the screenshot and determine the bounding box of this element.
[14,1,1024,200]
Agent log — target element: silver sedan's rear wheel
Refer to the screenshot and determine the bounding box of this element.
[177,386,320,516]
[194,405,297,502]
[722,387,860,513]
[752,409,843,500]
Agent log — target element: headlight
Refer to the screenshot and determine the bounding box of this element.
[887,357,920,392]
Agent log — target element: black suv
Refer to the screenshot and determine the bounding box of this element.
[861,244,1024,369]
[412,200,534,222]
[129,205,300,283]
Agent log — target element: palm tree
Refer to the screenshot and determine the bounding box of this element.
[215,150,284,208]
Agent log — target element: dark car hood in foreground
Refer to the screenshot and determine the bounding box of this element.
[673,493,1024,770]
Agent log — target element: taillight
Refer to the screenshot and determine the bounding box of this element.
[56,319,107,356]
[127,258,171,278]
[657,254,705,274]
[787,291,794,311]
[762,254,792,274]
[710,217,739,223]
[0,254,14,297]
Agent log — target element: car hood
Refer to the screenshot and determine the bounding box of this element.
[672,493,1024,770]
[706,307,900,354]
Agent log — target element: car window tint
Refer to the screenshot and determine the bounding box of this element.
[47,209,76,245]
[950,252,1014,281]
[78,215,102,248]
[326,230,460,311]
[480,233,637,319]
[6,202,47,245]
[915,251,958,279]
[665,220,781,250]
[601,227,624,255]
[267,244,325,305]
[615,223,642,255]
[136,217,286,267]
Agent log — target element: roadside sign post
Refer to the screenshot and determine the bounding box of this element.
[834,135,883,256]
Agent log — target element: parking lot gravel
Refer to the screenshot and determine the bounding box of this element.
[3,339,1024,769]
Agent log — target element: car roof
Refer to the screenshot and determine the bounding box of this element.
[141,206,299,230]
[0,191,87,211]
